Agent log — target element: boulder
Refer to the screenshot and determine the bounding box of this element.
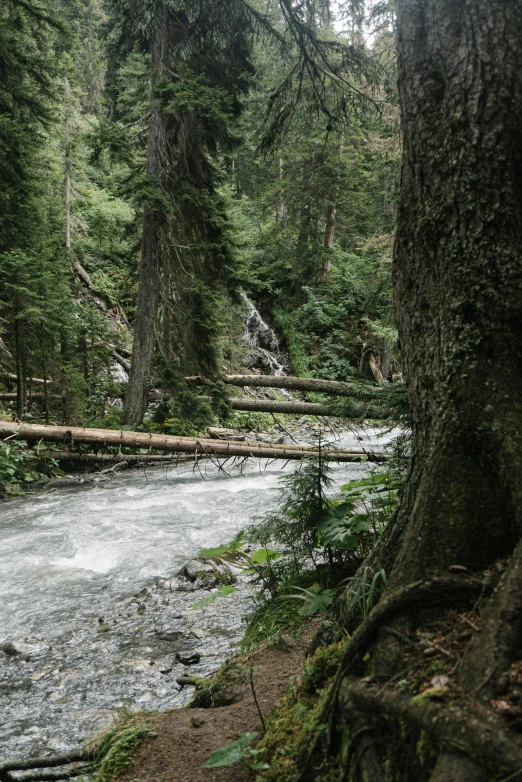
[1,641,20,656]
[176,557,237,588]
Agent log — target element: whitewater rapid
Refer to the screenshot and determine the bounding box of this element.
[0,427,397,761]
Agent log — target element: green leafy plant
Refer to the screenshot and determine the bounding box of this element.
[248,449,333,595]
[316,500,370,550]
[200,529,247,557]
[278,583,337,618]
[192,531,281,610]
[0,441,60,495]
[347,566,387,620]
[89,721,157,782]
[314,469,400,560]
[205,731,268,771]
[192,584,236,609]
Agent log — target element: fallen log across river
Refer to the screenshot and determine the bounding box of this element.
[0,392,335,417]
[28,450,195,466]
[226,397,331,416]
[0,421,385,462]
[185,374,365,396]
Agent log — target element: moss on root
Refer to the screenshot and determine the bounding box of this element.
[188,659,251,708]
[253,640,349,782]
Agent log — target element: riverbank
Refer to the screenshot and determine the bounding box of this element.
[113,619,322,782]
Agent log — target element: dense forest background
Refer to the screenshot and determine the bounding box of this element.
[0,0,399,429]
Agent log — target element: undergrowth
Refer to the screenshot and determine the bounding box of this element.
[0,440,61,496]
[250,640,349,781]
[241,566,336,653]
[87,715,157,782]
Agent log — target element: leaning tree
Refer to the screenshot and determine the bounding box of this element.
[299,1,522,780]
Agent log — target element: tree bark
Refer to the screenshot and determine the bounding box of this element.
[320,141,343,282]
[64,76,73,259]
[14,316,25,419]
[387,0,522,586]
[334,2,522,778]
[367,352,387,385]
[122,13,170,426]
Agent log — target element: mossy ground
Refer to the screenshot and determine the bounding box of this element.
[252,640,348,782]
[88,712,157,782]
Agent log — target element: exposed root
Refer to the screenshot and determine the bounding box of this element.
[427,752,487,782]
[460,539,522,701]
[297,573,487,778]
[338,573,486,680]
[339,676,522,775]
[342,713,385,782]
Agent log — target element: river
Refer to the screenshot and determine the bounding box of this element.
[0,426,396,762]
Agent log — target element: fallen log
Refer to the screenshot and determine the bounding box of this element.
[0,748,95,775]
[0,422,383,462]
[2,373,52,386]
[112,350,131,373]
[0,393,41,401]
[227,398,331,416]
[2,766,93,782]
[35,451,194,465]
[0,393,330,416]
[185,374,364,397]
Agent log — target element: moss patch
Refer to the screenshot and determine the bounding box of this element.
[253,640,348,781]
[90,714,156,782]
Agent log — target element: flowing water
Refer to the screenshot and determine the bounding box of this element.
[241,293,288,376]
[0,427,397,762]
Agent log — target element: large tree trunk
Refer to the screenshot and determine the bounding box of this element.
[320,141,342,282]
[389,0,522,584]
[318,3,522,780]
[122,14,169,426]
[14,317,25,420]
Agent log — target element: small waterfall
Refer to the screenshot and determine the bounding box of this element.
[241,293,287,376]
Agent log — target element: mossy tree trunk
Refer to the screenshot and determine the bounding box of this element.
[388,0,522,585]
[325,1,522,779]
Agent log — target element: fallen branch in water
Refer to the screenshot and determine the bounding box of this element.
[0,748,95,779]
[3,765,94,781]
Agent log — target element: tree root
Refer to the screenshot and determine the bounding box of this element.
[460,537,522,700]
[342,712,385,782]
[0,749,96,782]
[339,677,522,775]
[338,573,486,684]
[297,573,487,779]
[427,753,487,782]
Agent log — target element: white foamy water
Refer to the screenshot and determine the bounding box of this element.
[0,426,396,761]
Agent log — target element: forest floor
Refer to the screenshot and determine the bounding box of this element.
[116,620,320,782]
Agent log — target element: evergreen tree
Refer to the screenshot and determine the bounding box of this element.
[116,0,257,424]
